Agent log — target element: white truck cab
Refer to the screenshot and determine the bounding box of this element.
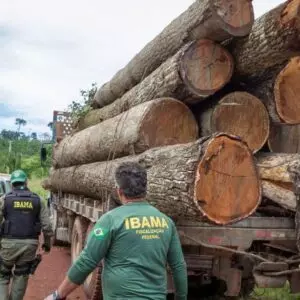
[0,173,12,197]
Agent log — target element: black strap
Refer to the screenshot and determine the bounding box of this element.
[14,261,32,276]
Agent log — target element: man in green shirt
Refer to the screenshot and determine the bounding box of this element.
[45,162,188,300]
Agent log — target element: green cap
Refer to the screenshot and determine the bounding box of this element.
[10,169,27,184]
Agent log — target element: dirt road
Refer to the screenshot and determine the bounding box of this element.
[23,246,219,300]
[24,246,86,300]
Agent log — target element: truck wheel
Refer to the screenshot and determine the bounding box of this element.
[240,277,255,298]
[225,278,255,299]
[83,222,103,299]
[71,216,88,263]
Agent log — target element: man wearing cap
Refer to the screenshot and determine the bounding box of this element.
[0,169,54,300]
[45,162,188,300]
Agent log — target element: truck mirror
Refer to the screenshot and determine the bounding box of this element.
[40,146,47,162]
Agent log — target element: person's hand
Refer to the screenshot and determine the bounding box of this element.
[44,291,66,300]
[42,235,53,254]
[44,294,55,300]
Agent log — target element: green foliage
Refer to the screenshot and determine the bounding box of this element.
[0,130,52,178]
[0,83,97,195]
[252,283,300,300]
[28,177,49,200]
[15,118,27,133]
[68,82,97,121]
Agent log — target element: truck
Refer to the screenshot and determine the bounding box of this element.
[0,173,12,197]
[43,111,300,299]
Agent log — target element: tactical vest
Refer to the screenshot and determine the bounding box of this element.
[1,189,41,239]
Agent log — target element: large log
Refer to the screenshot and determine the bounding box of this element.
[46,134,261,225]
[256,152,300,184]
[249,57,300,124]
[229,0,300,83]
[198,91,269,152]
[256,152,300,211]
[93,0,254,108]
[262,180,296,212]
[53,98,198,169]
[268,123,300,153]
[77,40,234,130]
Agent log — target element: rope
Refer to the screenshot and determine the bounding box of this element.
[99,68,152,214]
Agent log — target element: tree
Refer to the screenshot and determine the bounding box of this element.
[39,132,51,141]
[15,118,27,133]
[68,82,97,121]
[31,132,37,140]
[47,122,53,130]
[0,130,19,140]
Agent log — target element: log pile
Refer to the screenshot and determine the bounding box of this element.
[46,0,300,225]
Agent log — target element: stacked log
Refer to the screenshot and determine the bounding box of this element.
[198,92,270,153]
[46,0,300,226]
[92,0,254,109]
[47,134,261,225]
[77,40,234,130]
[257,153,300,212]
[53,98,199,168]
[228,0,300,84]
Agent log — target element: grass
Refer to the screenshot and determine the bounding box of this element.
[28,177,49,201]
[250,284,300,300]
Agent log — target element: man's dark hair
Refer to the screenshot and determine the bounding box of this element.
[115,162,147,199]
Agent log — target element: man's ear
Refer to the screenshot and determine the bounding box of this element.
[117,188,122,198]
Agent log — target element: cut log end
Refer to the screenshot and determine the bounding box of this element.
[214,0,254,36]
[194,134,261,224]
[268,123,300,153]
[280,0,300,25]
[212,92,270,152]
[274,56,300,124]
[181,39,233,98]
[138,98,199,150]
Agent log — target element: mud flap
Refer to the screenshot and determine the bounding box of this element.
[253,262,288,288]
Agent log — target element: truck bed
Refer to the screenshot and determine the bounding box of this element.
[177,217,295,249]
[52,193,296,250]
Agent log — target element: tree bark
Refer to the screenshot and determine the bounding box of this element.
[53,98,199,168]
[256,152,300,184]
[46,133,261,225]
[228,0,300,83]
[93,0,254,108]
[248,57,300,124]
[257,151,300,212]
[262,180,296,212]
[77,40,234,130]
[268,122,300,153]
[198,92,269,153]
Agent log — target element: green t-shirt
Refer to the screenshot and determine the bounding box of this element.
[68,201,187,300]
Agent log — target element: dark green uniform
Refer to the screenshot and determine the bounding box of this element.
[0,191,53,300]
[68,201,187,300]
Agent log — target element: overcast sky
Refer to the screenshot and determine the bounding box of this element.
[0,0,284,135]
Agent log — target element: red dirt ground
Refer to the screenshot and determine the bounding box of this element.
[24,246,86,300]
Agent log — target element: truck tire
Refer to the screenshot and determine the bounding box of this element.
[71,216,88,263]
[225,278,255,299]
[83,222,103,299]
